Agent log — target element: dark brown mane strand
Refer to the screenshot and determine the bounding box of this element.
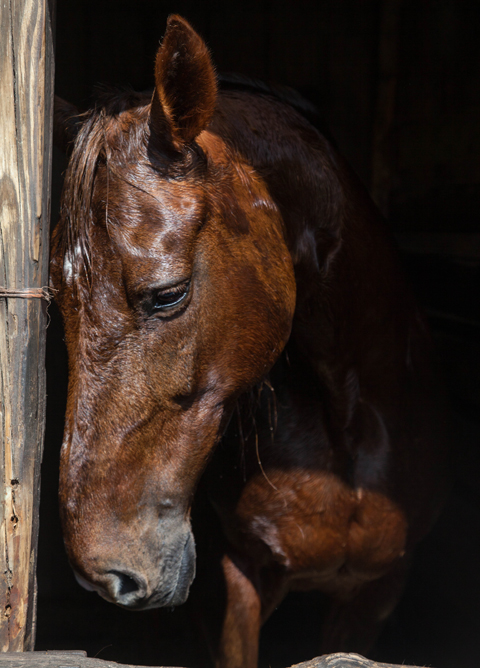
[59,106,105,289]
[218,72,335,146]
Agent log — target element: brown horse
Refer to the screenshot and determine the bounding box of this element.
[51,15,449,668]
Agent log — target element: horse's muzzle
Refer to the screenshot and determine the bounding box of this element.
[73,529,196,610]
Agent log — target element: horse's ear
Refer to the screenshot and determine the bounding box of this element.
[54,96,81,153]
[150,15,217,149]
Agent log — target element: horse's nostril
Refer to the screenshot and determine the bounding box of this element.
[109,570,141,596]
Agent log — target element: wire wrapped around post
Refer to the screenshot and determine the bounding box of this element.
[0,287,55,302]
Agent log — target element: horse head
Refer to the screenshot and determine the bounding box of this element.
[51,15,296,609]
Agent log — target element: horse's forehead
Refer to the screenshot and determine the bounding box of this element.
[87,178,203,294]
[112,225,195,290]
[108,177,205,253]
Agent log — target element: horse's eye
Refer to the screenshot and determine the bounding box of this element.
[151,282,190,313]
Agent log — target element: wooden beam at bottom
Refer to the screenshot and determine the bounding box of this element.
[0,652,422,668]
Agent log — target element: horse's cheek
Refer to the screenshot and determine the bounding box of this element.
[209,246,295,389]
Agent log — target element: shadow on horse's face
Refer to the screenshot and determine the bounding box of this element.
[51,17,295,609]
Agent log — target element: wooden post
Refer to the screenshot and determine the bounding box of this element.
[0,0,55,651]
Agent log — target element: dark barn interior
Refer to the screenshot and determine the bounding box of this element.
[37,1,480,666]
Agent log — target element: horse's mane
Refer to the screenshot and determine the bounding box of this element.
[218,73,334,144]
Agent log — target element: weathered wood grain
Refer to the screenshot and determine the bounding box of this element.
[291,653,420,668]
[0,652,422,668]
[0,0,55,652]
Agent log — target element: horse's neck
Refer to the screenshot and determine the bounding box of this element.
[287,165,419,421]
[216,92,419,421]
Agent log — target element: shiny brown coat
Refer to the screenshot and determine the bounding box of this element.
[51,15,449,668]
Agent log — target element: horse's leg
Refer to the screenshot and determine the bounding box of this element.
[190,549,262,668]
[214,553,262,668]
[320,559,410,654]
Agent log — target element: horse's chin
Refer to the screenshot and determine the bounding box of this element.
[131,529,196,610]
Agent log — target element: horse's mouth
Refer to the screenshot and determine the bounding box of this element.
[167,530,196,606]
[136,531,197,610]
